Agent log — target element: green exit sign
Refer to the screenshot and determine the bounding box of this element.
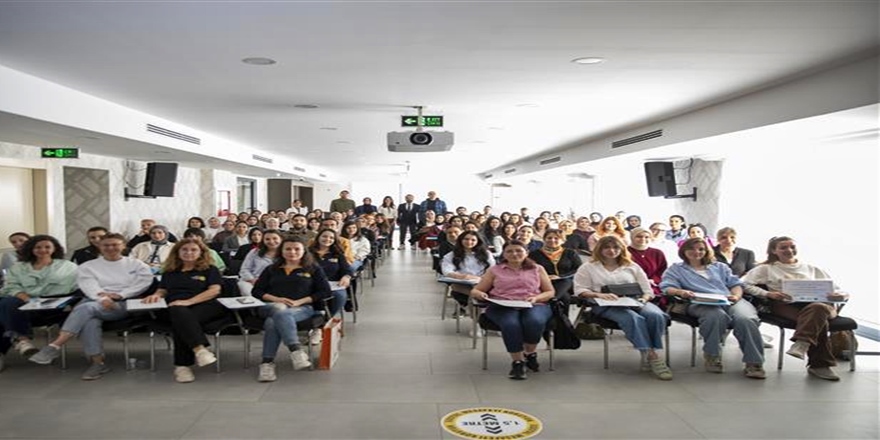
[401,116,444,127]
[41,148,80,159]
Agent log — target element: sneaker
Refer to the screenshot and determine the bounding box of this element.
[290,349,311,370]
[743,363,766,380]
[786,340,810,360]
[29,345,60,365]
[524,352,540,372]
[309,331,323,346]
[14,339,38,357]
[762,334,774,349]
[81,363,110,380]
[649,358,673,380]
[508,360,527,380]
[257,362,277,382]
[808,366,840,381]
[704,354,723,373]
[194,348,217,367]
[174,366,195,383]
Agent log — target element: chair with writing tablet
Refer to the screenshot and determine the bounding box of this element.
[746,283,857,371]
[574,284,671,369]
[476,299,555,372]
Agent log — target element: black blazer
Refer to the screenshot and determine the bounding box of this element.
[713,246,756,277]
[529,248,583,277]
[397,203,422,225]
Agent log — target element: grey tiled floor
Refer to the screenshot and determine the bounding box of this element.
[0,250,877,439]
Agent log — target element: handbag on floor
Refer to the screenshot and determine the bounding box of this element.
[318,317,343,369]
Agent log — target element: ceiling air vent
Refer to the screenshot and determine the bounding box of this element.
[252,154,273,164]
[504,168,517,174]
[484,173,494,179]
[146,124,201,145]
[293,166,306,173]
[612,129,663,149]
[539,156,561,166]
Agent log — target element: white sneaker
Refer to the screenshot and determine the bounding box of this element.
[14,339,38,357]
[257,362,277,382]
[195,348,217,367]
[290,349,312,370]
[786,340,810,360]
[174,366,195,383]
[310,331,323,346]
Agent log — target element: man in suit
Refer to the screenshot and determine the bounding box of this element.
[397,194,421,250]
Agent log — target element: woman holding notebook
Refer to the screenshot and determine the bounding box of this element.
[659,238,766,379]
[740,236,848,381]
[573,236,672,380]
[470,240,554,380]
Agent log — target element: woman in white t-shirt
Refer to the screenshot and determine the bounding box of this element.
[574,236,672,380]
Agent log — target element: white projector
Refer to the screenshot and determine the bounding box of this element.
[387,131,454,152]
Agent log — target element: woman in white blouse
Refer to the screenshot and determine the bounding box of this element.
[440,231,496,312]
[341,221,371,273]
[573,236,672,380]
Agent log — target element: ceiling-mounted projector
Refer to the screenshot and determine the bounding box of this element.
[387,131,454,152]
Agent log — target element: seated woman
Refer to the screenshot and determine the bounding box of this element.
[233,227,263,261]
[624,215,642,231]
[70,227,107,265]
[587,216,630,253]
[741,236,847,381]
[528,229,582,309]
[252,238,331,382]
[574,236,672,380]
[588,212,603,230]
[481,217,504,258]
[500,222,518,245]
[222,221,251,253]
[309,228,352,319]
[183,228,226,273]
[627,228,668,304]
[436,226,462,262]
[1,232,31,281]
[129,225,174,273]
[374,213,393,250]
[441,231,495,314]
[515,225,543,253]
[680,223,715,248]
[238,229,283,296]
[659,238,766,379]
[712,227,756,277]
[532,217,550,242]
[558,219,589,255]
[0,235,78,369]
[185,217,206,236]
[341,221,371,273]
[470,241,554,380]
[142,239,225,383]
[416,210,442,250]
[29,233,154,380]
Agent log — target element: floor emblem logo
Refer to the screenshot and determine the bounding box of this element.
[441,407,542,439]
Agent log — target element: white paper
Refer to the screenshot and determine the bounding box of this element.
[126,298,167,311]
[217,296,266,309]
[594,297,643,308]
[328,281,346,291]
[782,279,840,303]
[485,298,533,308]
[691,292,730,306]
[18,296,75,311]
[437,276,479,286]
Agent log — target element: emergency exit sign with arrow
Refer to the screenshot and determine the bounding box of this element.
[41,148,80,159]
[401,116,443,127]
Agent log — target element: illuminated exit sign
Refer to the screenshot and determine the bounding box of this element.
[41,148,80,159]
[401,116,444,127]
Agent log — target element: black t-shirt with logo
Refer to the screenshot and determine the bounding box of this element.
[159,266,222,302]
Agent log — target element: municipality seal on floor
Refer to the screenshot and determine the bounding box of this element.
[441,407,542,439]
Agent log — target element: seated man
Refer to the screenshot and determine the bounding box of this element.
[29,233,155,380]
[70,226,108,265]
[287,214,317,242]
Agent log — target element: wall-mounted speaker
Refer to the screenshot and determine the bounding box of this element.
[643,162,677,197]
[144,162,178,197]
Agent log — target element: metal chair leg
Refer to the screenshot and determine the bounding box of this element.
[548,330,554,371]
[440,286,450,321]
[123,331,131,371]
[690,326,697,367]
[471,304,478,350]
[849,331,856,372]
[243,330,250,369]
[665,331,670,367]
[777,327,785,370]
[603,331,610,369]
[149,331,157,372]
[482,326,489,370]
[214,334,221,373]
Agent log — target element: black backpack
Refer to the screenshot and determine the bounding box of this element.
[550,299,581,350]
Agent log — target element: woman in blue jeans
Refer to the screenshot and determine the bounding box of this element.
[573,236,672,380]
[470,240,555,380]
[252,238,331,382]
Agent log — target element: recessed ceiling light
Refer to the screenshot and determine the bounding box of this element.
[488,127,504,131]
[472,141,487,144]
[242,57,276,65]
[293,104,319,109]
[515,103,539,108]
[336,141,351,144]
[571,57,605,65]
[320,127,338,131]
